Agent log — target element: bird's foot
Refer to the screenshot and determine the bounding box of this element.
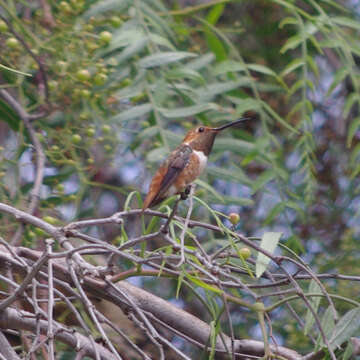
[180,185,192,200]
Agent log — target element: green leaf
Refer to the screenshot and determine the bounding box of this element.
[0,98,20,131]
[115,38,148,65]
[327,67,349,97]
[208,194,254,206]
[256,232,282,278]
[197,78,253,101]
[146,147,168,163]
[247,63,277,77]
[332,16,360,30]
[0,63,32,77]
[124,191,140,211]
[251,169,276,193]
[317,306,336,348]
[100,29,145,55]
[306,55,320,78]
[213,60,246,75]
[280,34,303,54]
[262,101,298,133]
[281,59,305,77]
[207,3,225,24]
[195,179,224,203]
[138,52,197,68]
[344,93,360,118]
[207,166,252,186]
[158,103,218,118]
[166,67,205,84]
[83,0,129,18]
[187,53,215,70]
[213,138,255,154]
[342,341,354,360]
[235,98,261,114]
[263,202,285,225]
[347,117,360,148]
[329,307,360,350]
[304,280,322,335]
[279,17,298,29]
[185,272,223,295]
[111,103,153,122]
[205,31,227,62]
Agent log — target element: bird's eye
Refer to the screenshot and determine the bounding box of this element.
[198,127,204,133]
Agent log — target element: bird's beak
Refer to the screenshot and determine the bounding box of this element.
[212,117,250,131]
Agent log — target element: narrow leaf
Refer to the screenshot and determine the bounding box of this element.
[347,117,360,148]
[332,16,360,30]
[111,103,153,122]
[256,232,282,278]
[138,52,197,68]
[304,280,322,335]
[158,103,218,118]
[247,63,276,77]
[330,307,360,350]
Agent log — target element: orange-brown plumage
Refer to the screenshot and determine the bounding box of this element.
[142,118,249,210]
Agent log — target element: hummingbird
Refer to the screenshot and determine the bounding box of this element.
[142,118,249,210]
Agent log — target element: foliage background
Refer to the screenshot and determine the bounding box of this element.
[1,0,360,358]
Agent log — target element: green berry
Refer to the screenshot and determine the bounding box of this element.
[6,37,20,49]
[80,89,91,98]
[239,247,251,260]
[43,216,57,224]
[86,127,96,137]
[56,184,65,192]
[76,69,91,82]
[110,16,122,27]
[0,20,8,33]
[94,73,107,86]
[48,80,58,90]
[229,212,240,225]
[99,31,112,44]
[102,124,111,134]
[71,134,82,144]
[59,1,72,13]
[104,144,112,152]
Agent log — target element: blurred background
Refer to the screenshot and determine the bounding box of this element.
[1,0,360,357]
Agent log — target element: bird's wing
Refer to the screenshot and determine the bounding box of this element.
[143,145,192,209]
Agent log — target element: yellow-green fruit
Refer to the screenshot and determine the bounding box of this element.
[76,69,91,82]
[229,212,240,225]
[27,230,36,239]
[99,31,112,44]
[86,128,96,137]
[104,144,112,152]
[120,78,132,87]
[34,228,46,236]
[6,37,20,49]
[71,134,82,144]
[94,73,107,85]
[110,16,122,27]
[239,247,251,260]
[0,20,8,33]
[43,216,57,224]
[56,184,65,192]
[48,80,58,90]
[102,125,111,134]
[80,89,91,99]
[59,1,72,13]
[56,60,67,72]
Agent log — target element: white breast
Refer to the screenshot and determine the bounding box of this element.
[193,150,208,174]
